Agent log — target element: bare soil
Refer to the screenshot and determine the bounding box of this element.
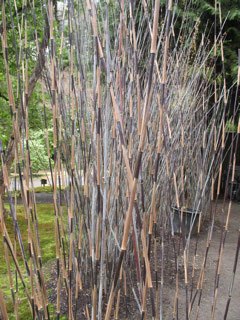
[161,200,240,320]
[45,200,240,319]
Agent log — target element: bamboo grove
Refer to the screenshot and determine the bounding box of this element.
[0,0,240,319]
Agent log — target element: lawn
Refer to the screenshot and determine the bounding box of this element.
[0,203,64,319]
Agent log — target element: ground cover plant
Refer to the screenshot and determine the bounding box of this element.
[0,204,57,319]
[0,0,240,319]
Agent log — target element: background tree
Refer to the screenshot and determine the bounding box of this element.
[0,0,52,204]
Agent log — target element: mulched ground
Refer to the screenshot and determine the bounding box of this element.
[43,231,202,319]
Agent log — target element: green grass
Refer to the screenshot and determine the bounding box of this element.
[0,204,58,319]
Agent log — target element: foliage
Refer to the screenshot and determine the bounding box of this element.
[32,186,54,193]
[0,97,12,148]
[189,0,240,82]
[225,118,238,132]
[32,186,66,193]
[28,128,53,173]
[0,0,52,149]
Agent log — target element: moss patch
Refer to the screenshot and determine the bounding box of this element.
[0,204,57,319]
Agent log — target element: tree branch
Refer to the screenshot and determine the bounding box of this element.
[0,93,9,102]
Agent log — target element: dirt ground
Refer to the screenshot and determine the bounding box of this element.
[162,200,240,320]
[45,200,240,319]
